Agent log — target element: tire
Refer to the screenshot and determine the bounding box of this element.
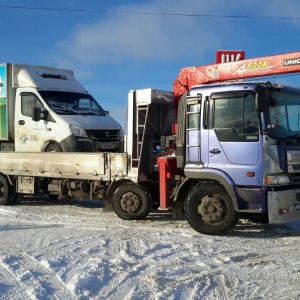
[112,182,151,220]
[45,143,62,152]
[0,175,16,205]
[185,183,240,235]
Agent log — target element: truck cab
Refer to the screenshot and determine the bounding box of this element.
[179,81,300,223]
[0,63,123,152]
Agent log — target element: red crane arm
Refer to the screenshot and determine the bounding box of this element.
[173,51,300,105]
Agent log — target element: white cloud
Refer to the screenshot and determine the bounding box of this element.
[47,0,300,125]
[54,0,300,75]
[54,1,231,68]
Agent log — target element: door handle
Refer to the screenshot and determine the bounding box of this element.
[18,120,25,125]
[210,149,221,154]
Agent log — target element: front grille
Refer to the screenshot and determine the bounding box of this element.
[287,150,300,173]
[289,173,300,183]
[86,130,120,142]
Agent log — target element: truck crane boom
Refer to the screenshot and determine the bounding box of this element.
[173,51,300,106]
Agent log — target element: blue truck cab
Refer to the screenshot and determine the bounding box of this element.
[175,81,300,234]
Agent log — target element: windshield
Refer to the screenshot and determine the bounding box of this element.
[268,90,300,139]
[39,91,106,116]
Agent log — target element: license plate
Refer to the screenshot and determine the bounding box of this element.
[100,143,117,150]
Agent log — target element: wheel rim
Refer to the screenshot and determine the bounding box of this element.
[197,193,228,224]
[49,147,59,152]
[119,191,141,213]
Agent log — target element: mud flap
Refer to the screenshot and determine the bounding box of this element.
[103,197,114,212]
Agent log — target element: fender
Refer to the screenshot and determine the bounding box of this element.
[176,168,239,210]
[41,140,60,152]
[106,179,133,198]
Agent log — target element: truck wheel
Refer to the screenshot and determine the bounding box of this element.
[45,143,62,152]
[185,183,239,235]
[112,182,151,220]
[0,175,15,205]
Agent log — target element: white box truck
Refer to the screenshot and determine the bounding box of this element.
[0,63,123,152]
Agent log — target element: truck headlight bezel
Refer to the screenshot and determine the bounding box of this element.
[70,124,88,138]
[265,174,290,185]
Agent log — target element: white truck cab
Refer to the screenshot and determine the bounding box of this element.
[0,63,123,152]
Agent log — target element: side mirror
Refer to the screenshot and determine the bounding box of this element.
[32,107,41,121]
[32,108,49,121]
[105,110,109,116]
[255,92,266,112]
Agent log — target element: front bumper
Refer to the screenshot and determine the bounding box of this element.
[60,136,95,152]
[268,188,300,223]
[59,135,121,152]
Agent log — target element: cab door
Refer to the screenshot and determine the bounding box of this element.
[207,92,262,186]
[15,92,48,151]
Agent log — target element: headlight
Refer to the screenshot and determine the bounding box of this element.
[70,124,88,137]
[265,174,290,185]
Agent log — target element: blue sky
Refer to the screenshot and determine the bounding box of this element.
[1,0,300,127]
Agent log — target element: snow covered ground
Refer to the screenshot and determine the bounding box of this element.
[0,197,299,300]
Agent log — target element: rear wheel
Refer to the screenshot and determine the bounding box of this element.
[185,183,239,235]
[0,175,16,205]
[112,182,151,220]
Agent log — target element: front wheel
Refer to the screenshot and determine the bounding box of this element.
[45,143,62,152]
[185,183,240,235]
[112,182,151,220]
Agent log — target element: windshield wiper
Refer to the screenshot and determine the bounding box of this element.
[79,111,106,116]
[52,107,79,115]
[52,107,106,116]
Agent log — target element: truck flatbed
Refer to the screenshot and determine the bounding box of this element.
[0,152,129,180]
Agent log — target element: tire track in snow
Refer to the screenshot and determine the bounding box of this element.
[84,230,227,299]
[0,201,300,299]
[0,262,29,300]
[2,252,76,300]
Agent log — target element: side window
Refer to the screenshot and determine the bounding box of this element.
[214,98,243,133]
[21,94,44,117]
[213,94,259,135]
